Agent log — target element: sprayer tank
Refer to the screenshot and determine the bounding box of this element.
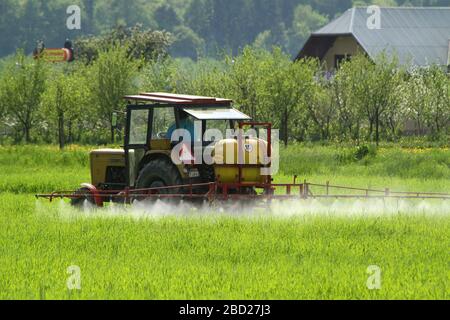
[213,138,269,184]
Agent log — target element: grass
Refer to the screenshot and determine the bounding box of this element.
[0,145,90,193]
[279,144,450,180]
[0,144,449,300]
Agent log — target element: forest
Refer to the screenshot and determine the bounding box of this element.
[0,0,448,147]
[0,0,448,59]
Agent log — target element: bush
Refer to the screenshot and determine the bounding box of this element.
[353,145,377,161]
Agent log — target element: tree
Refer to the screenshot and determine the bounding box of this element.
[88,45,139,143]
[75,24,172,64]
[382,66,406,140]
[253,23,289,53]
[331,61,365,141]
[286,5,328,56]
[185,0,260,54]
[421,66,450,138]
[182,59,232,98]
[229,47,319,145]
[98,0,147,28]
[41,66,90,149]
[0,51,47,143]
[185,0,214,42]
[366,54,401,145]
[140,57,180,93]
[256,52,318,145]
[405,65,450,138]
[170,26,205,59]
[154,4,182,32]
[228,47,266,121]
[335,53,400,145]
[17,0,67,54]
[0,0,19,57]
[311,0,353,17]
[305,77,335,141]
[83,0,96,34]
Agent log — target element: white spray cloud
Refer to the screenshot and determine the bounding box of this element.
[36,197,450,221]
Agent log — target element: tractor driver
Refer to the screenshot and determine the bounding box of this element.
[167,111,195,142]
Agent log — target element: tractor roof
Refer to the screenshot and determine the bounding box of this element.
[124,92,233,107]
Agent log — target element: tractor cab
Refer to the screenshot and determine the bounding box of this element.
[88,93,269,203]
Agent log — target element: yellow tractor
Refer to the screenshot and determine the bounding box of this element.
[69,92,272,207]
[36,92,450,206]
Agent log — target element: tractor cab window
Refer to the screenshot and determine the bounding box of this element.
[167,111,197,142]
[129,109,149,145]
[152,107,176,139]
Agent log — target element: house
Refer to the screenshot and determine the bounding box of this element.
[296,7,450,72]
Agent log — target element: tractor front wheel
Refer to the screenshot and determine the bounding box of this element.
[134,158,182,202]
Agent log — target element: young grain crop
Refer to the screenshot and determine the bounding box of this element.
[0,194,448,299]
[0,145,448,300]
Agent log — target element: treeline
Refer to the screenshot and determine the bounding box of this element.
[1,0,447,59]
[0,45,448,148]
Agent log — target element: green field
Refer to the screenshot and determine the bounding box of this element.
[0,145,449,300]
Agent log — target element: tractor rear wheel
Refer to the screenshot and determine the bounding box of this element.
[70,188,95,208]
[134,158,182,202]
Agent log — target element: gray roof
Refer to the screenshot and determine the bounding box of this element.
[297,7,450,67]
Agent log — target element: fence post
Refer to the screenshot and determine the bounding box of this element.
[304,180,308,199]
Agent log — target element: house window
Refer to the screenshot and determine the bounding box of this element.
[335,54,352,69]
